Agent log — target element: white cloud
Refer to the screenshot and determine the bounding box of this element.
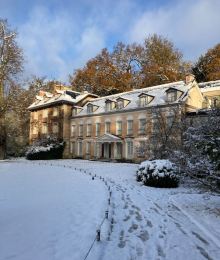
[128,0,220,61]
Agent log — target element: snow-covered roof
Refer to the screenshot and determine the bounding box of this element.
[199,80,220,93]
[28,90,98,110]
[72,80,193,117]
[45,92,53,97]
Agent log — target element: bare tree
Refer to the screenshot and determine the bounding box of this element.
[0,18,25,159]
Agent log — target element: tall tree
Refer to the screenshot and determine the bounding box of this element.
[192,43,220,83]
[69,34,190,96]
[0,18,25,159]
[142,34,191,87]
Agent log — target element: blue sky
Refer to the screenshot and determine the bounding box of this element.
[1,0,220,83]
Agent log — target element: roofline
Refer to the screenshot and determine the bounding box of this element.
[69,102,185,120]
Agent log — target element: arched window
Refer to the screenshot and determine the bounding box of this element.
[126,115,134,135]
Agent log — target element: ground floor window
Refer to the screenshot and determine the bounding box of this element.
[86,142,91,154]
[78,142,83,156]
[138,141,145,157]
[53,123,58,133]
[127,141,133,157]
[43,124,47,134]
[71,142,75,154]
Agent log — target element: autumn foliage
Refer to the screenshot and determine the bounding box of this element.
[69,34,191,96]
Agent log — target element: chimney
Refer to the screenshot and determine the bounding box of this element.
[185,73,195,83]
[39,90,45,97]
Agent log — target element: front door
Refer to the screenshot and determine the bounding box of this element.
[104,143,111,158]
[117,143,123,159]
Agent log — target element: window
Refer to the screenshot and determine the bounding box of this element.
[43,109,48,118]
[96,123,100,136]
[53,123,58,133]
[106,102,112,111]
[87,124,91,136]
[166,117,174,131]
[152,118,160,134]
[79,125,83,137]
[139,119,146,135]
[105,122,110,134]
[117,100,123,109]
[71,125,75,137]
[34,126,38,134]
[54,107,58,116]
[138,141,145,157]
[140,96,147,106]
[127,141,133,156]
[71,142,75,153]
[43,124,47,134]
[78,142,83,156]
[116,121,122,135]
[72,109,77,116]
[87,105,93,114]
[127,120,133,135]
[167,91,176,102]
[86,142,91,154]
[34,111,38,119]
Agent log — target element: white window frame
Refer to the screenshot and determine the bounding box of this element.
[167,91,176,102]
[139,96,147,106]
[166,117,174,131]
[79,125,83,137]
[72,109,77,116]
[71,125,75,137]
[126,141,133,159]
[127,120,133,135]
[117,100,123,109]
[87,124,91,136]
[53,123,58,133]
[106,102,112,111]
[139,119,146,135]
[152,118,160,134]
[86,142,91,154]
[34,111,38,119]
[87,105,93,114]
[78,141,83,156]
[96,123,101,136]
[105,122,110,134]
[116,121,122,135]
[71,142,75,154]
[43,109,48,118]
[138,141,145,158]
[43,124,47,134]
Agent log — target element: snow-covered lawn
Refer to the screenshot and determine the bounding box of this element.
[0,159,220,260]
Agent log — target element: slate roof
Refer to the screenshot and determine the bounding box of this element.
[28,90,98,111]
[198,80,220,93]
[72,80,194,117]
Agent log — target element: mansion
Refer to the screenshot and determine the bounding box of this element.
[28,74,220,161]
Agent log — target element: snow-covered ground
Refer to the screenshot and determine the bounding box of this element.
[0,159,220,260]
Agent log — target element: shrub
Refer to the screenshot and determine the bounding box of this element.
[26,136,66,160]
[136,159,179,188]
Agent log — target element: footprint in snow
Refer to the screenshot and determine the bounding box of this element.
[118,230,126,248]
[196,246,213,260]
[138,230,150,242]
[157,245,166,258]
[192,231,209,245]
[136,243,143,256]
[128,222,138,233]
[147,220,153,228]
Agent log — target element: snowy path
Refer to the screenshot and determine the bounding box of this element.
[1,159,220,260]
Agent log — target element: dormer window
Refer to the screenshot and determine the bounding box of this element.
[117,100,123,109]
[72,108,77,116]
[106,102,112,111]
[87,105,93,114]
[140,96,147,106]
[138,93,154,106]
[167,91,176,102]
[165,88,183,102]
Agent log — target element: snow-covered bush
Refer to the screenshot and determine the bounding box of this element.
[26,136,66,160]
[136,159,179,188]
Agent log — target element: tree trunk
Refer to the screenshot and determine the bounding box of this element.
[0,80,6,160]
